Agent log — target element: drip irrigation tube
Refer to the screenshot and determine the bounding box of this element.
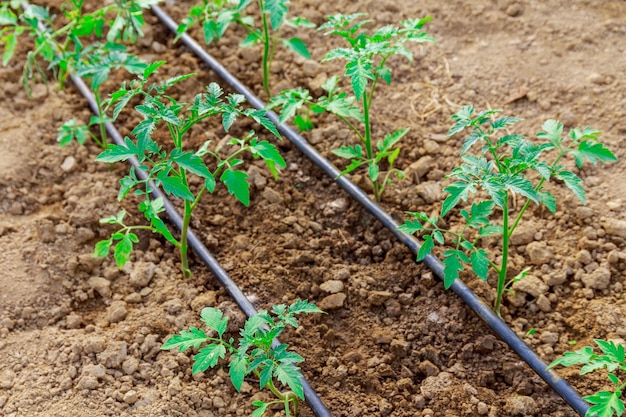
[151,5,590,416]
[67,69,332,417]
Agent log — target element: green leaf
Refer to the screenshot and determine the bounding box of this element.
[96,137,138,163]
[113,233,134,269]
[221,169,250,206]
[556,170,586,205]
[93,239,113,258]
[368,162,379,182]
[583,391,624,417]
[2,30,17,66]
[538,191,557,214]
[471,249,489,281]
[571,140,617,168]
[284,37,311,58]
[158,173,195,201]
[251,401,269,417]
[345,57,373,98]
[479,224,502,238]
[468,200,494,228]
[205,173,216,193]
[441,181,474,217]
[57,119,89,146]
[143,60,166,79]
[288,299,323,315]
[192,344,226,374]
[161,327,207,352]
[378,128,409,152]
[200,307,228,337]
[264,0,288,30]
[537,119,563,145]
[250,140,286,171]
[417,234,434,262]
[398,219,423,235]
[442,250,465,289]
[547,346,595,369]
[595,339,625,365]
[172,150,211,178]
[274,362,304,399]
[229,355,248,392]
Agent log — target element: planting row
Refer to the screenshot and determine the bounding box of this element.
[1,0,625,416]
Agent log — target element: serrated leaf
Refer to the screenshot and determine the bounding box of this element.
[113,233,133,269]
[229,355,248,392]
[251,401,269,417]
[332,145,362,159]
[192,344,226,374]
[471,249,489,281]
[221,169,250,206]
[378,128,409,152]
[161,327,208,352]
[96,138,137,163]
[537,119,563,145]
[288,299,323,315]
[284,37,311,58]
[595,339,625,364]
[172,150,211,178]
[547,346,595,369]
[368,162,379,182]
[345,57,373,98]
[250,140,286,169]
[538,191,557,214]
[205,173,216,193]
[442,251,464,289]
[200,307,228,337]
[92,239,112,258]
[398,219,423,235]
[417,234,434,262]
[432,230,444,244]
[468,200,494,228]
[264,0,288,30]
[479,224,502,238]
[583,390,624,417]
[572,140,617,168]
[158,174,195,201]
[504,175,538,203]
[441,181,473,217]
[274,362,304,399]
[556,170,586,205]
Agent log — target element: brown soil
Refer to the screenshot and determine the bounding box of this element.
[1,1,626,416]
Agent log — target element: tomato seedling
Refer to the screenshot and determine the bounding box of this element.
[175,0,314,98]
[268,13,434,201]
[549,339,626,417]
[162,299,323,417]
[399,106,617,316]
[94,62,285,277]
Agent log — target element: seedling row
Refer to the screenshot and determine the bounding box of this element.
[0,0,622,416]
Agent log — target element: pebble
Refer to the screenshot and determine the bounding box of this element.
[151,41,167,53]
[83,336,106,354]
[539,331,559,346]
[576,249,593,265]
[317,293,346,310]
[368,291,393,307]
[415,182,442,204]
[262,187,283,204]
[97,341,127,369]
[212,396,226,409]
[582,267,611,290]
[122,357,140,375]
[559,110,578,127]
[505,395,537,416]
[604,218,626,239]
[512,275,548,297]
[510,222,537,245]
[82,364,106,378]
[333,268,351,281]
[525,241,553,265]
[123,390,138,404]
[247,165,267,190]
[477,402,489,415]
[107,301,128,323]
[420,372,454,399]
[536,294,552,312]
[61,156,76,172]
[77,375,99,390]
[130,262,156,288]
[0,369,16,389]
[406,156,434,182]
[319,280,344,294]
[323,198,348,215]
[575,206,594,219]
[88,277,112,299]
[65,313,82,329]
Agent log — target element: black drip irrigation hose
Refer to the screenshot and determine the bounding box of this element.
[66,70,332,417]
[151,5,591,416]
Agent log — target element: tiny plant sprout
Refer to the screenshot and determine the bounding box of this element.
[94,63,285,277]
[549,339,626,417]
[161,299,323,417]
[268,13,434,201]
[175,0,315,98]
[399,106,617,316]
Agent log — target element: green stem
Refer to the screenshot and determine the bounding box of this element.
[180,198,192,278]
[361,91,380,200]
[93,89,107,148]
[258,0,271,98]
[494,195,509,316]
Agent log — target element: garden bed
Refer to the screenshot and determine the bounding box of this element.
[0,0,625,416]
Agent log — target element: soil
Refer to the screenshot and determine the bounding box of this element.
[1,1,626,416]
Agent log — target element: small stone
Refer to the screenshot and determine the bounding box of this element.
[576,249,593,265]
[415,182,442,204]
[588,72,604,85]
[506,3,523,17]
[164,298,184,315]
[0,369,15,388]
[390,338,409,357]
[342,350,362,363]
[77,375,99,390]
[320,280,344,294]
[130,262,156,288]
[191,291,218,311]
[213,396,226,409]
[560,110,578,128]
[373,329,394,344]
[475,335,497,353]
[536,294,552,312]
[420,372,454,399]
[575,206,594,219]
[397,377,414,392]
[88,277,111,299]
[332,268,350,281]
[510,221,537,245]
[385,299,402,317]
[526,241,553,265]
[83,336,106,354]
[124,390,138,404]
[325,198,348,214]
[477,402,489,415]
[368,291,393,307]
[98,341,127,369]
[122,357,139,375]
[418,360,439,377]
[125,293,142,304]
[151,41,167,53]
[82,364,106,378]
[605,219,626,239]
[262,187,283,204]
[582,267,611,290]
[406,156,434,182]
[303,60,320,77]
[543,270,566,286]
[247,165,267,190]
[108,300,128,323]
[512,275,549,298]
[66,313,82,329]
[505,395,537,416]
[61,156,76,172]
[540,331,559,346]
[317,293,346,310]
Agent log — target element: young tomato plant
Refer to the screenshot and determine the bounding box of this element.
[268,13,434,201]
[399,106,617,316]
[0,0,157,91]
[161,299,323,417]
[175,0,315,98]
[549,339,626,417]
[94,62,285,277]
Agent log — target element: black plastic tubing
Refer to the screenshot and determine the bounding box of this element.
[150,5,590,416]
[67,73,332,417]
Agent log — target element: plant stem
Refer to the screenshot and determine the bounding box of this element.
[93,90,107,148]
[258,0,271,98]
[361,91,379,200]
[494,195,509,316]
[180,198,192,278]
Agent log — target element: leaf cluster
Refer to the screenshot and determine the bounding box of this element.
[548,340,626,417]
[161,300,323,417]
